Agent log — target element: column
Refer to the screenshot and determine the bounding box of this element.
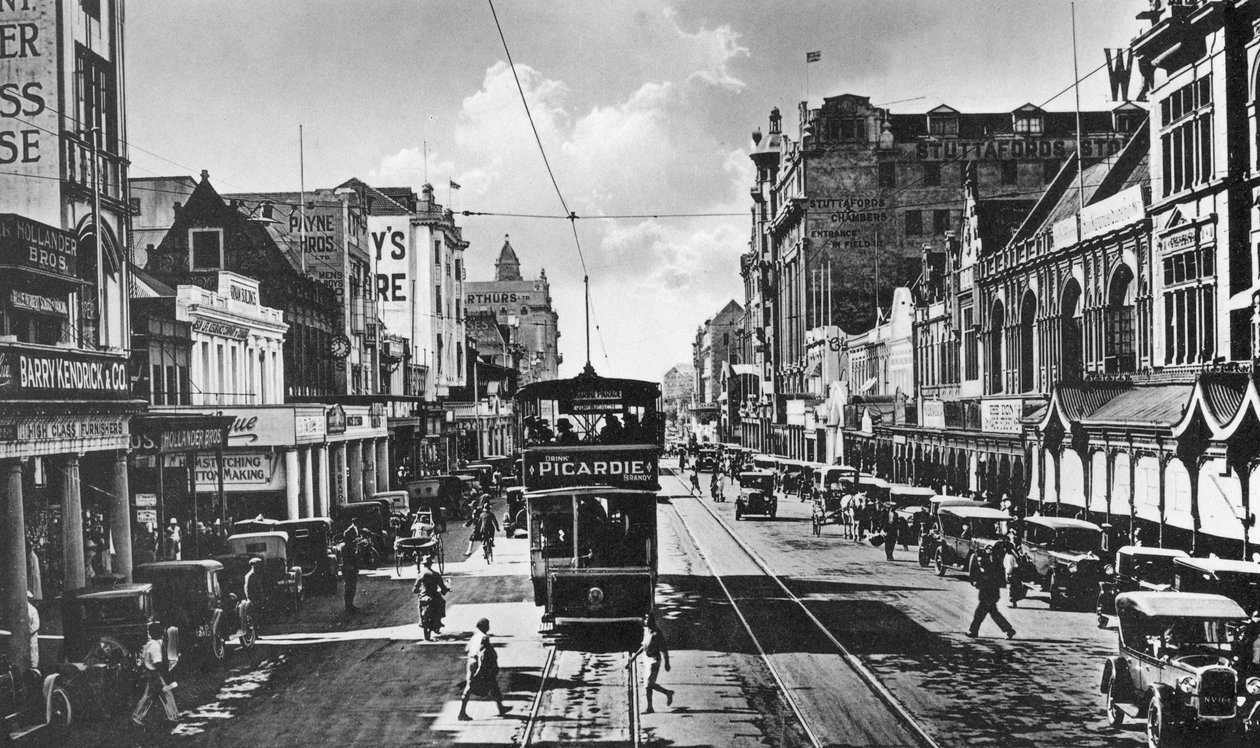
[364,439,378,497]
[333,442,347,507]
[301,447,314,518]
[62,454,86,591]
[284,448,300,520]
[375,439,389,492]
[317,445,330,516]
[348,441,364,503]
[3,460,30,669]
[112,450,133,582]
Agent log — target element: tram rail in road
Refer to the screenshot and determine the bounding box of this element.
[519,637,642,747]
[663,467,942,748]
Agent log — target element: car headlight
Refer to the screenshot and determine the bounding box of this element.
[1247,677,1260,696]
[1103,564,1115,576]
[1177,676,1198,694]
[1069,563,1079,574]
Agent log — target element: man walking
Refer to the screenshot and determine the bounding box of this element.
[131,622,179,727]
[627,613,675,713]
[341,518,362,613]
[458,618,510,720]
[967,547,1016,639]
[27,591,39,668]
[884,507,900,562]
[689,464,701,497]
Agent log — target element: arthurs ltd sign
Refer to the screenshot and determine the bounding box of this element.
[523,446,659,491]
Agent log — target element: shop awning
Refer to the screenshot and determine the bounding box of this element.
[1078,384,1194,428]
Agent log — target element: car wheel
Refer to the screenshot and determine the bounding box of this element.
[211,622,227,661]
[1146,694,1178,748]
[241,614,258,650]
[934,548,946,576]
[918,546,929,568]
[1104,682,1125,728]
[49,686,72,726]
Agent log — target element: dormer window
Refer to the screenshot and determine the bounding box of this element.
[1012,104,1044,135]
[1113,102,1144,133]
[927,105,959,136]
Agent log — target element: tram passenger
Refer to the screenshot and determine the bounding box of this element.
[623,413,643,443]
[556,418,580,445]
[601,414,624,443]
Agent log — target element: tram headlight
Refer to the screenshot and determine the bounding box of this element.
[587,587,605,606]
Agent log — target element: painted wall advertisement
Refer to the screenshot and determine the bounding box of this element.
[369,214,413,340]
[922,400,946,429]
[179,451,284,492]
[291,204,345,300]
[807,193,890,243]
[981,399,1023,434]
[0,0,59,225]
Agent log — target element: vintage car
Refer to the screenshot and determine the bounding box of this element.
[405,476,463,525]
[1097,546,1188,628]
[233,516,280,535]
[814,464,859,496]
[1174,557,1260,614]
[1015,516,1104,610]
[503,486,527,537]
[751,454,777,472]
[224,532,304,615]
[134,560,250,662]
[334,500,393,562]
[370,490,410,517]
[1098,591,1259,745]
[2,656,61,739]
[735,471,777,521]
[455,463,496,492]
[917,496,987,567]
[275,518,340,594]
[932,505,1012,576]
[44,583,179,728]
[694,447,719,472]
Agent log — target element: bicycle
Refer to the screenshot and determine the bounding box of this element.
[482,533,494,564]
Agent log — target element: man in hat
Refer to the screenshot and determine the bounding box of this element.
[967,547,1016,639]
[458,617,509,720]
[244,556,266,621]
[555,418,579,445]
[132,621,179,727]
[412,554,449,640]
[165,517,182,560]
[341,517,362,613]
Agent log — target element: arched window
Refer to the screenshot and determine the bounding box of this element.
[989,300,1005,394]
[1105,265,1136,373]
[1019,291,1037,392]
[1060,279,1083,382]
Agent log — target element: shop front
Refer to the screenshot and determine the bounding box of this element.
[323,404,389,505]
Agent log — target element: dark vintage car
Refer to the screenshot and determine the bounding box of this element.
[735,471,777,521]
[1099,592,1259,746]
[932,505,1011,576]
[405,476,463,525]
[275,518,340,594]
[916,497,986,567]
[1096,546,1188,628]
[334,500,393,563]
[694,448,719,473]
[224,532,304,616]
[1174,557,1260,614]
[455,463,495,492]
[1015,516,1104,610]
[43,584,179,728]
[503,486,527,537]
[134,560,250,662]
[2,657,57,740]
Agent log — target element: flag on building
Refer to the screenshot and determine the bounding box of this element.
[806,51,821,63]
[449,179,462,190]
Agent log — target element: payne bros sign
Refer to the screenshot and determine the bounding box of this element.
[523,446,660,492]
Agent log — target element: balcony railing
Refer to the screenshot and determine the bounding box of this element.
[64,133,125,203]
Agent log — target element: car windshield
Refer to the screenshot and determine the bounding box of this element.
[1125,555,1178,586]
[1124,617,1237,659]
[966,518,1006,539]
[1057,528,1101,554]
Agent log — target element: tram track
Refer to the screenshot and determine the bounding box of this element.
[519,636,642,747]
[663,466,942,748]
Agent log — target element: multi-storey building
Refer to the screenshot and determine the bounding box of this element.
[661,363,696,434]
[0,0,145,669]
[464,236,561,386]
[740,96,1135,460]
[690,300,742,443]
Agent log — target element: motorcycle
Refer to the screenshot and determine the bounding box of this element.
[417,589,448,641]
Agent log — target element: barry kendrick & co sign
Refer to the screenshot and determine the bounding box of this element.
[0,343,129,399]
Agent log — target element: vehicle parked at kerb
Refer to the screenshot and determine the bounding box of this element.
[275,517,340,594]
[404,475,462,526]
[515,371,662,626]
[45,584,179,728]
[1098,592,1259,745]
[1174,557,1260,614]
[932,505,1012,576]
[224,532,303,615]
[1097,546,1188,628]
[1015,516,1104,610]
[735,471,777,521]
[134,560,245,662]
[503,486,527,537]
[917,496,986,567]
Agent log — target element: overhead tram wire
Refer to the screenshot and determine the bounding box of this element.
[487,0,609,371]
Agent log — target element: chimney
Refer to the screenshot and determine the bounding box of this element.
[200,169,209,181]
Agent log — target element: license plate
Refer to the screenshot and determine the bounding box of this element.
[196,624,213,638]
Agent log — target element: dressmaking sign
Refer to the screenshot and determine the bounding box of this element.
[0,1,59,225]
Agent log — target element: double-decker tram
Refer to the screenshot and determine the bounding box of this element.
[514,371,663,626]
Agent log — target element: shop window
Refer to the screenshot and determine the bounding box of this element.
[190,228,223,270]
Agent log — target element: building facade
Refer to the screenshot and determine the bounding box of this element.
[464,236,561,386]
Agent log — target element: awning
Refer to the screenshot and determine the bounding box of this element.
[732,364,760,377]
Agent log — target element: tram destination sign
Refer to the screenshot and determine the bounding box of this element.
[523,446,659,491]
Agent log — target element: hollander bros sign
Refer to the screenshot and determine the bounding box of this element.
[0,344,130,399]
[0,213,77,282]
[523,446,660,492]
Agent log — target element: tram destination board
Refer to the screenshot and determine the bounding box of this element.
[523,445,659,492]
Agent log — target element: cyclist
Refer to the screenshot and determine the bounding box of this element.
[465,500,501,560]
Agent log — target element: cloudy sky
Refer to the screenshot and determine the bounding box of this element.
[126,0,1147,381]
